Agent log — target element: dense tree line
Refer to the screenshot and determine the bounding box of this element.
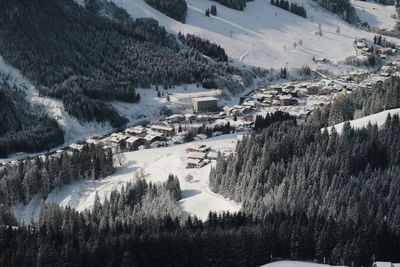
[0,199,399,266]
[179,33,228,62]
[210,0,252,11]
[0,143,113,205]
[344,54,381,67]
[1,101,400,266]
[0,81,64,158]
[271,0,307,18]
[62,94,128,128]
[210,114,400,266]
[254,111,296,131]
[312,0,356,22]
[374,35,396,48]
[0,0,251,127]
[144,0,188,23]
[308,76,400,127]
[84,0,132,22]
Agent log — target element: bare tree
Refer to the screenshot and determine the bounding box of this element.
[114,153,127,167]
[336,26,340,34]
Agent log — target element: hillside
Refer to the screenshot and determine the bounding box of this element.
[111,0,378,69]
[327,107,400,134]
[14,133,242,223]
[353,0,397,31]
[0,0,255,158]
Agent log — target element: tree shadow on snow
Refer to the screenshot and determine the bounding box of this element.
[182,189,201,199]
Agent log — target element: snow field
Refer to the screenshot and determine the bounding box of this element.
[326,107,400,134]
[13,133,243,223]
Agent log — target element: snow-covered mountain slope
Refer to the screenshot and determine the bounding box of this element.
[353,0,397,31]
[0,53,241,161]
[13,133,242,223]
[0,57,113,159]
[112,0,379,69]
[327,108,400,134]
[261,261,347,267]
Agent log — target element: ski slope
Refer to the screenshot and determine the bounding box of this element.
[353,0,397,31]
[112,0,379,69]
[261,261,347,267]
[327,108,400,134]
[13,133,242,223]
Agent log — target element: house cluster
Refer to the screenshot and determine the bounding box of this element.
[359,61,400,89]
[355,37,397,58]
[243,78,355,115]
[185,144,219,168]
[63,98,251,157]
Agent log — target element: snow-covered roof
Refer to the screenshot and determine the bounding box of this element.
[86,138,100,145]
[192,96,218,102]
[167,114,185,119]
[151,125,174,131]
[186,158,205,166]
[187,152,206,160]
[125,126,146,134]
[126,136,144,144]
[69,143,84,150]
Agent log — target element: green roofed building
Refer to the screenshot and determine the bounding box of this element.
[192,97,218,113]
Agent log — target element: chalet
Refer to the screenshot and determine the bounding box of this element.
[187,152,207,160]
[186,144,211,153]
[356,41,367,49]
[272,99,280,106]
[270,85,282,94]
[185,113,196,121]
[378,48,393,55]
[242,100,257,108]
[151,141,166,148]
[269,89,281,95]
[280,95,292,106]
[194,134,208,141]
[69,143,84,151]
[86,138,101,145]
[380,72,390,77]
[125,126,147,137]
[284,85,295,90]
[186,158,206,168]
[361,47,370,55]
[144,134,165,144]
[125,137,147,150]
[196,114,211,121]
[150,124,175,137]
[166,114,185,123]
[319,88,333,95]
[109,133,128,145]
[307,86,320,95]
